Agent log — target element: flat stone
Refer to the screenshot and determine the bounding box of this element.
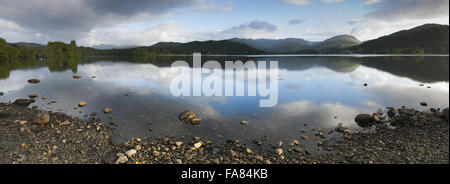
[125,149,137,157]
[193,142,202,148]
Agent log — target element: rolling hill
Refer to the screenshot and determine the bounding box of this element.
[350,24,449,54]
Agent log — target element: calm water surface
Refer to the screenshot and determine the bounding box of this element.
[1,56,449,150]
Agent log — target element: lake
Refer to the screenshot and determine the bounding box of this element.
[1,55,449,151]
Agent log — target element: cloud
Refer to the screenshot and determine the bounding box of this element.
[365,0,449,21]
[281,0,342,5]
[281,0,313,5]
[191,20,279,41]
[363,0,382,4]
[346,0,449,41]
[0,0,230,43]
[288,19,307,25]
[79,22,187,46]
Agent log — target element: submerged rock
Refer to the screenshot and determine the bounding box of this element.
[240,120,249,125]
[13,99,35,107]
[73,74,82,79]
[28,94,39,98]
[179,110,196,121]
[190,118,203,125]
[103,107,114,114]
[355,114,374,128]
[34,111,50,125]
[78,101,87,107]
[27,79,40,84]
[420,102,428,107]
[178,110,202,125]
[335,123,349,133]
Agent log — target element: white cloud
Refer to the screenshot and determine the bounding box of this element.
[79,22,188,46]
[281,0,314,5]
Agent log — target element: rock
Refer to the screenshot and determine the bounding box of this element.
[292,140,300,145]
[240,121,249,125]
[275,148,283,155]
[420,102,428,106]
[246,148,252,154]
[254,155,264,161]
[59,120,70,126]
[152,151,160,157]
[294,147,302,153]
[301,136,308,140]
[73,74,82,79]
[0,92,3,96]
[442,108,449,123]
[387,107,398,117]
[103,107,113,113]
[18,120,30,125]
[179,110,196,121]
[363,83,368,86]
[34,111,50,125]
[135,145,142,151]
[176,159,182,164]
[125,149,137,157]
[78,101,87,107]
[377,108,384,115]
[300,129,307,133]
[42,96,46,99]
[115,153,128,164]
[193,142,202,148]
[335,123,348,133]
[178,110,203,125]
[372,113,382,123]
[256,140,263,146]
[175,142,184,147]
[355,114,374,128]
[27,79,40,84]
[230,149,237,157]
[13,99,35,107]
[190,118,203,125]
[28,94,39,98]
[277,141,283,148]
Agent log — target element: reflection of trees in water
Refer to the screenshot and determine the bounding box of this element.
[0,58,43,79]
[2,56,448,83]
[0,57,80,79]
[45,57,79,73]
[360,56,449,83]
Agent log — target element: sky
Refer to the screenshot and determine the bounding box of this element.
[0,0,448,47]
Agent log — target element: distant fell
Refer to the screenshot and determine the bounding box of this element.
[351,24,449,54]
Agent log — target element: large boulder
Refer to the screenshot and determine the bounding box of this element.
[34,111,50,125]
[355,114,374,128]
[13,99,35,107]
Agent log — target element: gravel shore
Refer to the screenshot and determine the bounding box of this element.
[1,102,448,164]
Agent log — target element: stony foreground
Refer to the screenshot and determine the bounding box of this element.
[0,102,448,164]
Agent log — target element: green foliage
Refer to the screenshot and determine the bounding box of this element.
[43,40,80,58]
[0,37,19,61]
